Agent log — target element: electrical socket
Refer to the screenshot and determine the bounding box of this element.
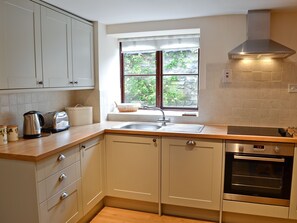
[222,69,232,83]
[288,84,297,93]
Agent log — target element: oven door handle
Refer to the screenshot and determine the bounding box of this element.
[234,155,285,163]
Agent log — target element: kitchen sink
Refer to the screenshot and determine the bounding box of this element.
[112,122,204,133]
[118,123,162,131]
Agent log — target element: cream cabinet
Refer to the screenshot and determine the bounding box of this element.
[289,146,297,219]
[0,145,83,223]
[0,0,94,90]
[0,0,42,89]
[41,6,94,88]
[162,137,223,210]
[72,19,94,87]
[106,134,160,202]
[80,136,105,215]
[37,145,83,223]
[41,6,72,88]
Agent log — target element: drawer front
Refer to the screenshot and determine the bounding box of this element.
[39,180,83,223]
[37,145,80,181]
[38,161,81,203]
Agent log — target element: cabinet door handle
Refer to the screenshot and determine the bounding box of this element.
[186,140,196,146]
[59,173,67,182]
[37,81,43,85]
[57,154,66,161]
[81,145,86,149]
[74,81,78,84]
[69,81,74,84]
[60,192,68,200]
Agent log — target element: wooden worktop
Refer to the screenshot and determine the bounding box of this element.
[1,121,297,161]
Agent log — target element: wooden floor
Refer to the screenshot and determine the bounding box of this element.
[91,207,214,223]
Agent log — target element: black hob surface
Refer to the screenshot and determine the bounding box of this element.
[227,126,289,137]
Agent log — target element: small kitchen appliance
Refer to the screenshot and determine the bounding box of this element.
[42,111,70,133]
[23,111,44,139]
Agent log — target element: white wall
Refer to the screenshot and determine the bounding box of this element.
[106,12,297,127]
[97,23,120,121]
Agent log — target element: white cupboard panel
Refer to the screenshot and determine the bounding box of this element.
[162,138,223,210]
[0,0,42,89]
[72,19,94,87]
[41,6,72,88]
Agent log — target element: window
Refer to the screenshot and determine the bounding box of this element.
[120,35,199,110]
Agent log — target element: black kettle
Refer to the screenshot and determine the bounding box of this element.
[23,111,44,139]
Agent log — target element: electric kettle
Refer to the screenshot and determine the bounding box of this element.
[23,111,44,139]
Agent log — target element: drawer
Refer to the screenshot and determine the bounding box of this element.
[37,145,80,181]
[39,180,83,223]
[38,161,81,203]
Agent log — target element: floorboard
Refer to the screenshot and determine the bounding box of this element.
[91,207,214,223]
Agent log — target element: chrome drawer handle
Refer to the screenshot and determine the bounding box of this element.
[186,140,196,146]
[59,173,67,182]
[60,192,68,200]
[57,154,66,161]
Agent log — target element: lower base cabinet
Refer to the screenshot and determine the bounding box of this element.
[80,136,105,215]
[106,134,160,202]
[0,136,105,223]
[162,137,223,210]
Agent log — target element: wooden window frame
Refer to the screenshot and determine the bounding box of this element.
[120,43,199,110]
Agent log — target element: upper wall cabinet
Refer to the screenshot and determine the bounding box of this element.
[41,6,94,88]
[72,19,94,87]
[0,1,94,90]
[0,0,42,89]
[41,7,72,88]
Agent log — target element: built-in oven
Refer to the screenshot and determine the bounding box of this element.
[224,140,294,207]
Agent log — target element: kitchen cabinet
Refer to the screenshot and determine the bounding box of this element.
[41,6,94,88]
[37,145,83,223]
[0,145,83,223]
[0,0,42,89]
[106,134,160,202]
[80,136,105,215]
[289,146,297,219]
[41,6,72,88]
[162,137,223,210]
[0,0,94,90]
[72,19,94,87]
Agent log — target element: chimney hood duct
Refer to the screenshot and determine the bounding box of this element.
[228,10,296,59]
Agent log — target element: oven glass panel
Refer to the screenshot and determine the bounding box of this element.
[224,153,293,199]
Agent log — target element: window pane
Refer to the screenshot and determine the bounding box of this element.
[163,75,198,108]
[124,52,156,75]
[163,49,198,74]
[124,76,156,106]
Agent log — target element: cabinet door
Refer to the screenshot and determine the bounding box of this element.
[0,0,42,89]
[162,138,223,210]
[72,19,94,87]
[80,137,104,215]
[289,146,297,219]
[41,6,72,87]
[106,134,159,202]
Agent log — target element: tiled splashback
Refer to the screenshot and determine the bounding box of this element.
[0,91,76,136]
[199,60,297,127]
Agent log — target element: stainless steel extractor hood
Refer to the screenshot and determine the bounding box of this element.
[228,10,296,59]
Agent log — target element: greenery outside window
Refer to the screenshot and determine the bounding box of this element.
[120,35,199,110]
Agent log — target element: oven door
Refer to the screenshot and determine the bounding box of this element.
[224,152,293,206]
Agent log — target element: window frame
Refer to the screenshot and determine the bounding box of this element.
[120,42,199,110]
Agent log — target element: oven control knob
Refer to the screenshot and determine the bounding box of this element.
[239,145,244,152]
[274,146,280,153]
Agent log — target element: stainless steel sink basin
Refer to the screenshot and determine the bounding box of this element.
[119,123,162,131]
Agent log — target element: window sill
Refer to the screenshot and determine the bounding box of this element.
[107,110,199,124]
